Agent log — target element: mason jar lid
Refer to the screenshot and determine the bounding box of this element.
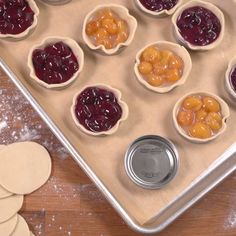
[41,0,71,5]
[124,135,179,189]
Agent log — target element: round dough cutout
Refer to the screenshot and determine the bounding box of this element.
[10,214,30,236]
[0,145,12,198]
[0,214,18,235]
[0,185,13,199]
[0,142,52,194]
[0,195,23,223]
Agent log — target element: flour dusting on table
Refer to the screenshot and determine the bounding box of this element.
[223,176,236,231]
[224,210,236,230]
[1,74,108,236]
[0,120,7,132]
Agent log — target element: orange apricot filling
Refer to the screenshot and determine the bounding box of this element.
[138,46,184,87]
[177,95,223,139]
[85,9,129,49]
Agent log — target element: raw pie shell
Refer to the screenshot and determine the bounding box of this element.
[71,83,129,136]
[172,0,225,50]
[225,56,236,101]
[27,36,84,89]
[135,0,183,16]
[82,4,138,55]
[134,41,192,93]
[173,91,230,143]
[0,0,39,40]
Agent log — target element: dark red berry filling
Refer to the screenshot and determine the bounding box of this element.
[74,87,123,133]
[176,6,221,46]
[0,0,35,35]
[32,42,79,85]
[139,0,178,12]
[230,67,236,93]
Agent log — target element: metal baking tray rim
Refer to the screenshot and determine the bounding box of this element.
[1,57,236,234]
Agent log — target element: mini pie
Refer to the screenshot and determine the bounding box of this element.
[225,56,236,101]
[134,41,192,93]
[82,4,137,55]
[173,92,230,143]
[0,0,39,39]
[71,84,129,136]
[172,0,225,50]
[27,36,84,89]
[135,0,183,16]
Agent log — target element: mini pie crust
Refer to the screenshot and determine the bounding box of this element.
[225,56,236,101]
[0,142,52,195]
[71,83,129,136]
[82,4,138,55]
[0,214,18,236]
[135,0,183,16]
[0,195,23,223]
[134,41,192,93]
[27,36,84,89]
[172,0,225,51]
[172,91,230,143]
[0,0,39,40]
[11,215,30,236]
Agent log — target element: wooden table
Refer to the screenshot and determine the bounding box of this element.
[1,68,236,236]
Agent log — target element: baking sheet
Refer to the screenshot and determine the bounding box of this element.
[1,0,236,225]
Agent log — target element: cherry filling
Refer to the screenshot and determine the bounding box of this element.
[32,42,79,85]
[230,67,236,92]
[74,87,123,133]
[176,6,221,46]
[0,0,35,35]
[139,0,178,12]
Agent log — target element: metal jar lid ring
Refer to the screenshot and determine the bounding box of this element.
[124,135,179,189]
